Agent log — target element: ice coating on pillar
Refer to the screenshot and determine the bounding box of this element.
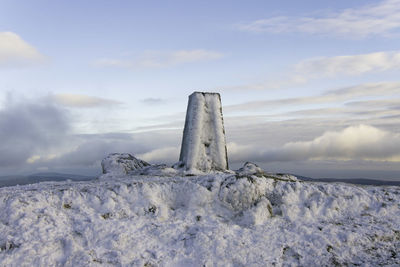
[179,92,228,172]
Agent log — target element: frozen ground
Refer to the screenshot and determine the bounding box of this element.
[0,166,399,266]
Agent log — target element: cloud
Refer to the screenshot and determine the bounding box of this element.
[238,0,400,38]
[0,97,69,167]
[93,49,223,69]
[138,147,180,164]
[35,130,182,171]
[225,82,400,112]
[0,32,46,68]
[159,49,223,65]
[227,125,400,164]
[267,125,400,162]
[2,92,398,178]
[53,137,149,167]
[0,94,173,173]
[141,98,165,105]
[48,93,122,108]
[294,51,400,78]
[224,50,400,91]
[227,142,258,163]
[346,99,400,109]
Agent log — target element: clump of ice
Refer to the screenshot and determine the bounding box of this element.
[101,153,150,175]
[179,92,228,173]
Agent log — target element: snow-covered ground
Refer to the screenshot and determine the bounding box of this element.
[0,166,399,266]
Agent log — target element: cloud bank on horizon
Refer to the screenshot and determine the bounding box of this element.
[1,91,399,178]
[0,0,399,179]
[228,125,400,163]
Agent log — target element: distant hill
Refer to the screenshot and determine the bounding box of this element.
[296,175,400,186]
[0,172,96,188]
[1,172,398,188]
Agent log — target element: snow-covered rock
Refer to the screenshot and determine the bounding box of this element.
[235,161,265,176]
[131,164,180,177]
[179,92,228,173]
[235,162,298,182]
[101,153,150,175]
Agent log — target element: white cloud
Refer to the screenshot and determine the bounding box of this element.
[346,99,400,109]
[227,142,257,163]
[27,155,41,164]
[161,49,223,65]
[224,50,400,91]
[225,82,400,112]
[226,125,400,164]
[274,125,400,162]
[238,0,400,38]
[138,146,180,164]
[0,32,45,68]
[49,94,122,108]
[295,51,400,78]
[0,97,69,167]
[141,98,165,105]
[93,49,223,69]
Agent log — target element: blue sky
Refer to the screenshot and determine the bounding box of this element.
[1,0,400,179]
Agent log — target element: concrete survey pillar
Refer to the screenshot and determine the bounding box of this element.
[179,92,228,172]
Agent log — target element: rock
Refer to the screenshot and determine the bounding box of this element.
[101,153,150,175]
[235,162,266,177]
[179,92,228,173]
[235,162,298,182]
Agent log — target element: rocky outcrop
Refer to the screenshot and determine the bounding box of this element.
[101,153,150,175]
[235,162,298,181]
[235,162,266,177]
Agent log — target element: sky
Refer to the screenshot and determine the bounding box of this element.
[1,0,400,180]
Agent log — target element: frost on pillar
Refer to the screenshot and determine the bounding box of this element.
[179,92,228,172]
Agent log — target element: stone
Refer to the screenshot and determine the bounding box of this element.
[101,153,150,175]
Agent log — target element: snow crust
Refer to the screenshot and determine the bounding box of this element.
[179,92,228,173]
[1,168,399,266]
